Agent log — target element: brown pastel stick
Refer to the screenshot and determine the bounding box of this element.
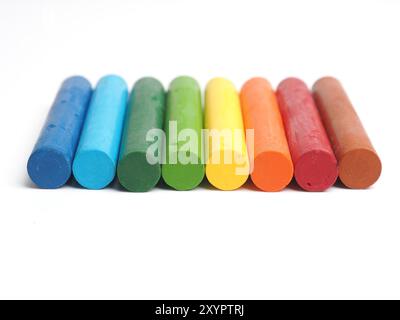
[312,77,382,189]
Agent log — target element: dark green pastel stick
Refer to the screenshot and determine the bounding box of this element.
[117,77,166,192]
[162,76,205,190]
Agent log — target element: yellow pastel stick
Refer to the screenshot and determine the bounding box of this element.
[205,78,250,190]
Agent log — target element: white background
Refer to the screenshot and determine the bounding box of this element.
[1,0,399,299]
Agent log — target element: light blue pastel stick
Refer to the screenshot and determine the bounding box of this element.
[73,75,128,189]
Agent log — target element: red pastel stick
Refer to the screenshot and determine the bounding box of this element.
[276,78,338,191]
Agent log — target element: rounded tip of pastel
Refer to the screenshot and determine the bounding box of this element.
[117,151,162,192]
[241,77,272,92]
[277,77,308,91]
[27,148,71,189]
[134,77,164,90]
[312,76,341,90]
[63,76,92,91]
[251,151,294,192]
[73,150,116,190]
[295,150,338,192]
[339,148,382,189]
[99,74,128,91]
[206,77,236,90]
[170,76,200,88]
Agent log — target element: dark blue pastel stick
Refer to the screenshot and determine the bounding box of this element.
[27,76,92,188]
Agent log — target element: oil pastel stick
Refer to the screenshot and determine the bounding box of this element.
[27,76,92,188]
[205,78,249,190]
[276,78,338,191]
[313,77,381,188]
[240,77,293,191]
[73,75,128,189]
[162,76,205,190]
[117,77,166,192]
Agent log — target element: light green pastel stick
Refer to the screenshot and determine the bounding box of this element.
[162,76,205,190]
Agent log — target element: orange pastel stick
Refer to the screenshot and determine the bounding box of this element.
[240,78,293,191]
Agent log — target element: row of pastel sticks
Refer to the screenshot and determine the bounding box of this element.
[27,76,381,192]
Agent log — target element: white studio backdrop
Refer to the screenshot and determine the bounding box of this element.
[0,0,399,299]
